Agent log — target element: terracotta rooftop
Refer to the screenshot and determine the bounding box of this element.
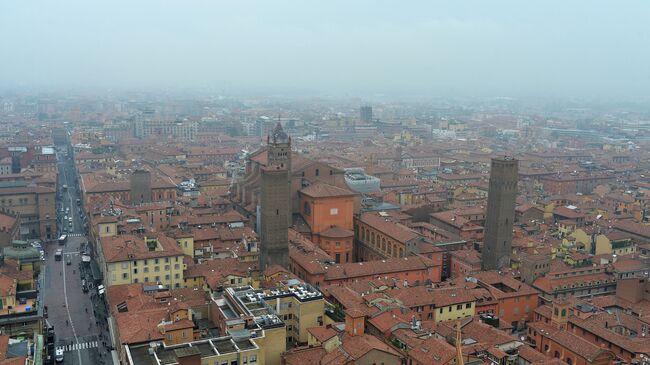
[101,234,183,263]
[358,211,420,243]
[529,321,613,361]
[300,181,357,198]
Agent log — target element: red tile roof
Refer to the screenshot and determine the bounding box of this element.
[300,181,356,198]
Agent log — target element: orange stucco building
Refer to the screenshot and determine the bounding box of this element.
[298,182,357,264]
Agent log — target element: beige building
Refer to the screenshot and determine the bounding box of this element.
[100,234,185,288]
[0,186,56,241]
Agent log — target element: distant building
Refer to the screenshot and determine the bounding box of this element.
[133,111,198,140]
[482,157,518,270]
[360,106,373,123]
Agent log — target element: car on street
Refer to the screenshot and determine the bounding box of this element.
[55,347,64,363]
[66,257,71,265]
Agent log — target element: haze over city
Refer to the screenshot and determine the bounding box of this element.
[1,2,650,365]
[2,1,650,98]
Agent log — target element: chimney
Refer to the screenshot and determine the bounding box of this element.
[344,308,365,337]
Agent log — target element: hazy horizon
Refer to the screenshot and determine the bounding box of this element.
[2,1,650,99]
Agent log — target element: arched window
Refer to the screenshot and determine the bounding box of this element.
[561,309,566,317]
[399,247,403,257]
[382,238,386,252]
[365,229,369,242]
[566,358,573,365]
[371,232,375,245]
[387,244,392,256]
[554,351,560,359]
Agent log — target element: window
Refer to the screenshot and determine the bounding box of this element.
[250,355,257,363]
[315,169,319,176]
[165,274,170,280]
[181,330,187,338]
[155,276,160,282]
[122,273,128,279]
[465,303,471,309]
[165,257,170,263]
[554,351,560,359]
[121,262,129,269]
[330,207,338,215]
[544,345,549,352]
[164,265,170,271]
[175,273,180,279]
[303,202,311,215]
[144,277,149,282]
[457,305,462,310]
[155,266,160,272]
[238,278,243,283]
[335,253,341,263]
[144,267,149,273]
[133,268,138,274]
[155,258,159,264]
[133,260,138,266]
[174,264,179,270]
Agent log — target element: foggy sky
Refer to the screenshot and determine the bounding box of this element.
[1,1,650,98]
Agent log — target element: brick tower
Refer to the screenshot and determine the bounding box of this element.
[259,123,291,270]
[482,157,518,270]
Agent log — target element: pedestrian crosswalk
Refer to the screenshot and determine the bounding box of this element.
[67,233,84,237]
[59,341,99,352]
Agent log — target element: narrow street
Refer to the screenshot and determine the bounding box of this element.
[42,146,112,365]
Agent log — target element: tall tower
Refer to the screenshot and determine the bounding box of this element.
[360,106,372,123]
[482,157,518,270]
[259,123,291,270]
[130,169,152,205]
